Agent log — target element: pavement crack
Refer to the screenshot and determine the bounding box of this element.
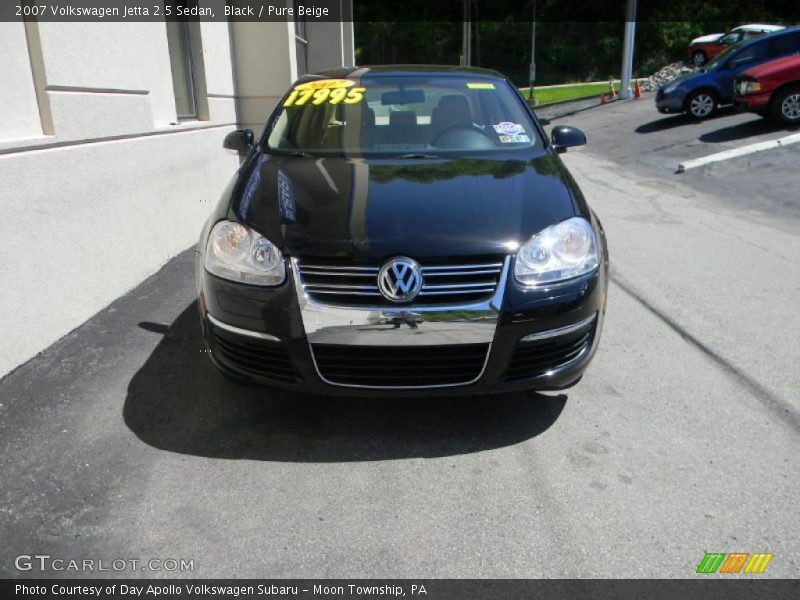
[688,209,796,263]
[610,273,800,436]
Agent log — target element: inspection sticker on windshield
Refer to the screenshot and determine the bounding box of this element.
[498,134,531,144]
[493,122,524,135]
[284,80,365,107]
[467,82,495,89]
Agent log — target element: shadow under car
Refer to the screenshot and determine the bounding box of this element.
[698,118,800,143]
[635,107,738,134]
[124,302,567,463]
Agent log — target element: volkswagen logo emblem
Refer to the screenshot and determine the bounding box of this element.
[377,257,423,303]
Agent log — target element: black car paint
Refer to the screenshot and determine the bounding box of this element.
[231,152,584,259]
[196,67,608,395]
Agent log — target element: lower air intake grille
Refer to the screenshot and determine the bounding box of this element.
[311,343,490,387]
[504,318,595,381]
[210,325,297,382]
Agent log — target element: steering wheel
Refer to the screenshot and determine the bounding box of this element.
[432,123,494,148]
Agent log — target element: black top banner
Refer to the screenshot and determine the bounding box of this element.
[3,0,800,23]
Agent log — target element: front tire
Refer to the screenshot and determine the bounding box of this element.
[692,51,707,67]
[686,90,717,119]
[771,86,800,124]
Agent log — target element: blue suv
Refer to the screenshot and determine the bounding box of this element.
[656,27,800,119]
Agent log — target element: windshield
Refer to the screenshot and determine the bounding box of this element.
[704,44,740,70]
[266,75,540,157]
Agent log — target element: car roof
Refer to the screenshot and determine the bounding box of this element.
[733,25,800,50]
[732,23,785,32]
[300,65,507,82]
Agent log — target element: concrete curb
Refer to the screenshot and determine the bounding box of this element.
[536,97,641,121]
[527,93,606,109]
[520,79,621,91]
[676,131,800,173]
[522,79,645,109]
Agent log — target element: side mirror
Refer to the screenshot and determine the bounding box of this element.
[223,129,254,154]
[551,125,586,154]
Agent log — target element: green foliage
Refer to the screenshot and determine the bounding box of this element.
[527,82,622,105]
[370,159,527,184]
[354,21,461,66]
[356,20,631,84]
[368,156,563,184]
[354,0,790,85]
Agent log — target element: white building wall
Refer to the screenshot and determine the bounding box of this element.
[0,23,43,141]
[0,22,238,377]
[38,22,176,132]
[199,20,238,124]
[0,12,353,377]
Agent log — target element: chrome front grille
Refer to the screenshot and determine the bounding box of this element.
[295,256,506,306]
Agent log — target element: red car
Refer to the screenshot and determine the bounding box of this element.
[688,24,784,67]
[734,53,800,123]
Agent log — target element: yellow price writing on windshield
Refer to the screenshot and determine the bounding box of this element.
[284,86,366,107]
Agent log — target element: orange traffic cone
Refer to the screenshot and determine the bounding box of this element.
[609,79,617,101]
[634,79,643,99]
[600,94,607,105]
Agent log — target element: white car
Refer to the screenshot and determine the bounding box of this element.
[688,24,785,66]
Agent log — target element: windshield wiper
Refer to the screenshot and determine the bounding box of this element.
[286,150,314,158]
[397,153,441,159]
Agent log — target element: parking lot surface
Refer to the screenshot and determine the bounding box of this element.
[1,98,799,578]
[561,98,800,230]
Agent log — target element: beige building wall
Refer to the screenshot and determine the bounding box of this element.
[229,20,298,131]
[0,12,355,376]
[306,21,355,73]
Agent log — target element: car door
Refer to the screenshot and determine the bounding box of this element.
[769,31,800,61]
[714,40,772,101]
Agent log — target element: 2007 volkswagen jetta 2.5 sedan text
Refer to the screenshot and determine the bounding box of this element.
[195,66,609,395]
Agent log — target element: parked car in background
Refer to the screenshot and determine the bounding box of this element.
[688,23,785,67]
[734,54,800,123]
[658,27,800,119]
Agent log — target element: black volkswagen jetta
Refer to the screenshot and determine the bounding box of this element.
[195,66,608,395]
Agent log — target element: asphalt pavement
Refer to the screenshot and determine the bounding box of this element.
[558,96,800,231]
[1,96,798,578]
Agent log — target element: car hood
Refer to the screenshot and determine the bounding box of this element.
[691,33,724,45]
[662,71,704,90]
[231,151,581,259]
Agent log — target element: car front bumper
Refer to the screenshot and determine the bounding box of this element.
[196,251,608,396]
[734,92,771,112]
[655,88,687,113]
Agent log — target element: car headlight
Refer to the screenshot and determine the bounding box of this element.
[662,81,681,94]
[204,220,285,285]
[738,81,761,95]
[515,217,599,286]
